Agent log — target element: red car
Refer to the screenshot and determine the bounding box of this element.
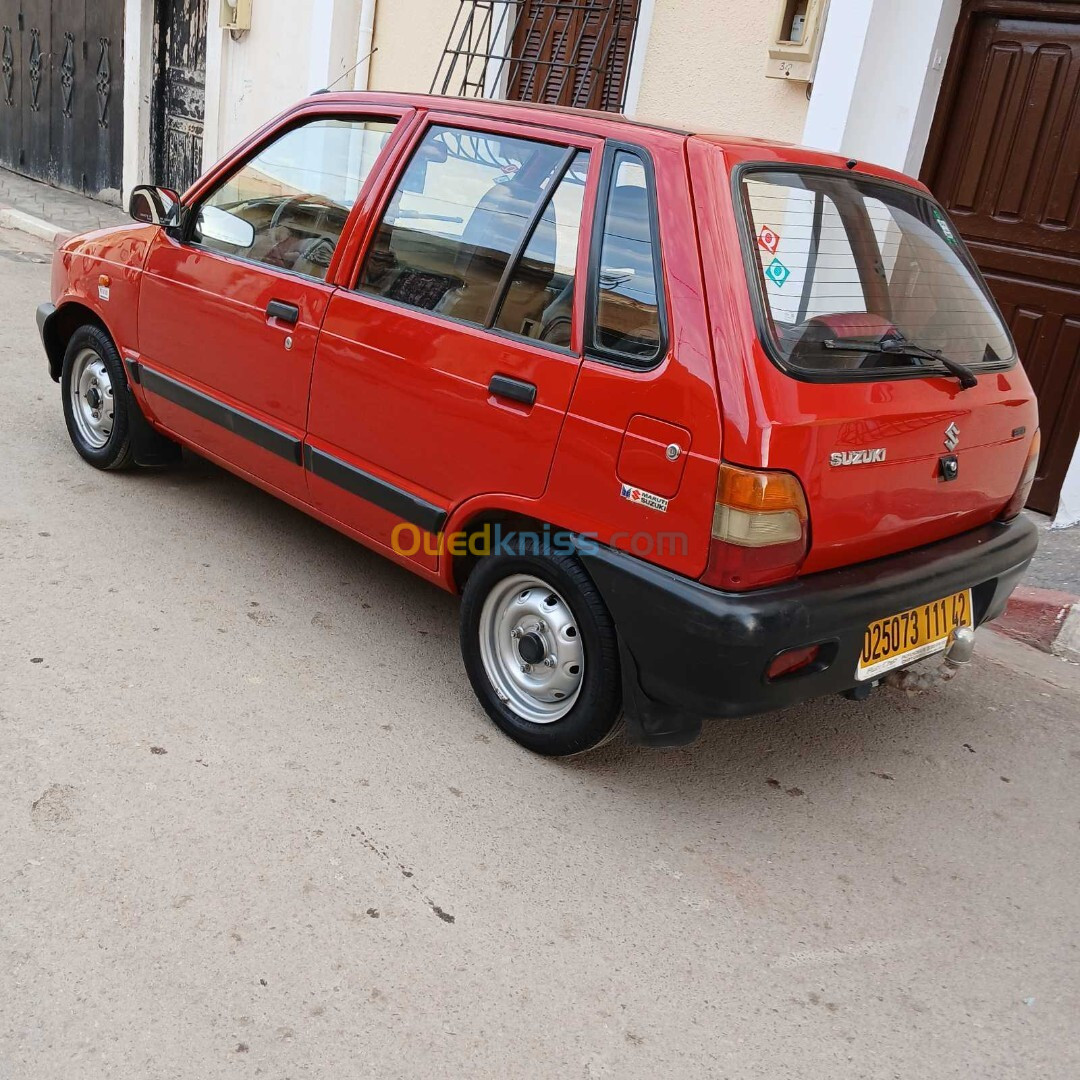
[37,92,1039,756]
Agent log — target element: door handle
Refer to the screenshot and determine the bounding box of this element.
[488,374,537,407]
[266,300,299,325]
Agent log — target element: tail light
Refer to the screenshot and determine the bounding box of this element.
[703,463,810,591]
[1000,430,1040,521]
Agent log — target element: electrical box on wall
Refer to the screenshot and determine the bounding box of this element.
[766,0,826,81]
[221,0,253,33]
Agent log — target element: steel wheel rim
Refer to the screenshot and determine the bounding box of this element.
[478,574,585,724]
[69,347,114,449]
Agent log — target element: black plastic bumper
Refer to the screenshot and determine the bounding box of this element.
[577,515,1038,747]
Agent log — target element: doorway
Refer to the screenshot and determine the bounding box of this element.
[151,0,207,193]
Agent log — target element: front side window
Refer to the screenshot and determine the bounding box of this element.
[191,117,397,280]
[358,125,587,339]
[593,151,663,364]
[741,169,1015,378]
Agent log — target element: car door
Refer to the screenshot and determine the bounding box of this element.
[305,116,600,565]
[136,107,409,501]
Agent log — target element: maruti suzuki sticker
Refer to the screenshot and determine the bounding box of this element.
[765,257,791,288]
[620,484,669,514]
[757,225,781,255]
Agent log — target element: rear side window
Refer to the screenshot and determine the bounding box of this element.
[358,125,588,344]
[493,153,590,347]
[592,151,663,364]
[741,169,1015,378]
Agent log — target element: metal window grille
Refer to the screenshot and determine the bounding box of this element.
[432,1,642,113]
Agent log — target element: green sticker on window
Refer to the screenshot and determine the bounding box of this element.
[932,206,958,245]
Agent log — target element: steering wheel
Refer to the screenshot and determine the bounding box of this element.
[269,193,339,232]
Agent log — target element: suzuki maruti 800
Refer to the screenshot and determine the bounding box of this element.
[37,93,1040,755]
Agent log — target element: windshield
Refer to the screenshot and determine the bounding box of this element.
[740,169,1015,378]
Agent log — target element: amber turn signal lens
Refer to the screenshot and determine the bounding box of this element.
[715,463,809,517]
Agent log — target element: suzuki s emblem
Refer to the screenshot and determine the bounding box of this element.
[830,449,887,467]
[944,423,961,452]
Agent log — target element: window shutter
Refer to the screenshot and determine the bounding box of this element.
[438,1,642,113]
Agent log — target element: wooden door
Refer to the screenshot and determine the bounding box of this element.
[924,1,1080,513]
[0,0,123,199]
[152,0,207,193]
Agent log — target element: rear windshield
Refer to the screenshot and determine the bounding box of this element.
[739,169,1015,379]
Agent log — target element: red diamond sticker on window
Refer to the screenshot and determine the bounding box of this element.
[758,226,781,255]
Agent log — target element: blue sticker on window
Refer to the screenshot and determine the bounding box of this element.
[765,257,791,288]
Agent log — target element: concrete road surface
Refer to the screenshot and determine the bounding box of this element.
[1,227,1078,1079]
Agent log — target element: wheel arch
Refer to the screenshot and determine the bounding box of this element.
[448,507,557,593]
[42,302,114,382]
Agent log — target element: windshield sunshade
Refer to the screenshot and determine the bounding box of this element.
[740,169,1015,379]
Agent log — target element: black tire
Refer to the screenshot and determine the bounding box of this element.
[61,324,135,471]
[460,538,623,756]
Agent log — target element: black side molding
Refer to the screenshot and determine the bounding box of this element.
[488,374,537,406]
[304,446,447,535]
[140,365,303,465]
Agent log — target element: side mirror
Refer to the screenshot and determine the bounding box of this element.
[129,185,181,227]
[195,205,256,250]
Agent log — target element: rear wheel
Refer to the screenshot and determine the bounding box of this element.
[61,325,134,471]
[460,543,622,756]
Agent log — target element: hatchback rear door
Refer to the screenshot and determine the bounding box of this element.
[691,143,1039,575]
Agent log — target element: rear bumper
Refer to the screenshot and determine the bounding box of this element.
[578,515,1038,746]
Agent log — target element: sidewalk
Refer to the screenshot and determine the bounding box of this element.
[991,511,1080,662]
[0,167,127,240]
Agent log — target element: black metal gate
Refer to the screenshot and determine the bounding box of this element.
[0,0,124,201]
[151,0,207,194]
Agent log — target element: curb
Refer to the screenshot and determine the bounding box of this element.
[992,586,1080,663]
[0,206,72,245]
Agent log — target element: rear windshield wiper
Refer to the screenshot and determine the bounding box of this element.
[822,338,979,390]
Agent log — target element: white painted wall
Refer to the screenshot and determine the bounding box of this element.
[121,0,155,204]
[207,0,365,167]
[803,0,961,175]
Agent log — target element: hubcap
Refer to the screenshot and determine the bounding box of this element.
[478,574,585,724]
[69,348,115,449]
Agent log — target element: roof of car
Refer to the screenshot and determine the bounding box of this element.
[297,91,921,188]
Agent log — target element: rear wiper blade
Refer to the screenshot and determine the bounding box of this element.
[822,339,979,390]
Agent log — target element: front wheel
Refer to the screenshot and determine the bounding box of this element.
[460,544,622,756]
[61,324,134,471]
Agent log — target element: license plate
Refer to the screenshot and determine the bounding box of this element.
[857,589,973,681]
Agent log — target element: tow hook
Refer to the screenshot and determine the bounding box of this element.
[884,627,977,692]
